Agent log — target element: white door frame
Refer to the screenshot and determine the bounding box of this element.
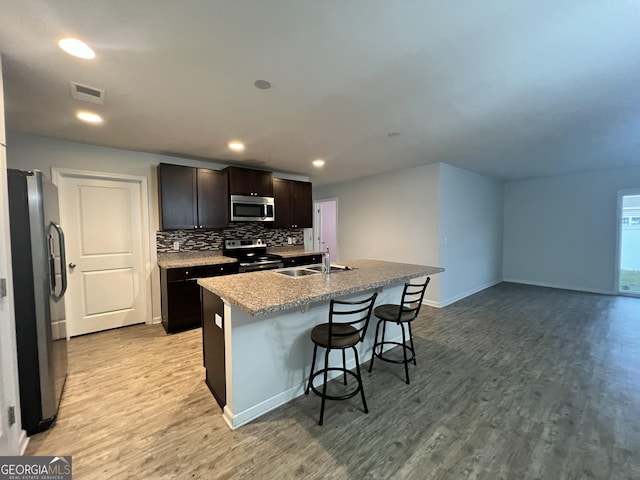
[616,188,640,297]
[0,160,27,455]
[51,168,152,336]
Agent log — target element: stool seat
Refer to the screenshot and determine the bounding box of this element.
[311,324,359,348]
[368,278,430,384]
[373,304,417,323]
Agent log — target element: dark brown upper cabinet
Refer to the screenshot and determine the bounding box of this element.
[273,178,313,228]
[158,163,228,230]
[225,166,273,197]
[196,168,229,228]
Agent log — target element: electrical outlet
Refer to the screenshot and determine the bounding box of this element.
[287,237,293,245]
[173,241,180,250]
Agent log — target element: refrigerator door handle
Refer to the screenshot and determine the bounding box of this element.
[47,234,57,291]
[50,222,68,301]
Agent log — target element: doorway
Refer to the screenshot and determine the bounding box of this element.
[314,198,338,260]
[618,190,640,296]
[52,168,151,337]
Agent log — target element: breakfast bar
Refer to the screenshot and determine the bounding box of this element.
[198,259,444,429]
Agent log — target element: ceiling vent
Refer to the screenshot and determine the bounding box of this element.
[70,81,105,104]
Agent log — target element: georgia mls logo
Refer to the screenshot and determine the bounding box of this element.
[49,456,71,473]
[0,455,72,480]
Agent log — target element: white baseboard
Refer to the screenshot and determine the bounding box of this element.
[422,299,441,308]
[223,334,403,429]
[502,278,613,296]
[423,279,502,308]
[151,316,162,325]
[19,430,28,455]
[223,382,307,430]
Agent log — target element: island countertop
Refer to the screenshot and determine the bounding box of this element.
[198,259,444,316]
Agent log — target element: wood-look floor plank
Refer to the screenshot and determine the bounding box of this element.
[25,282,640,479]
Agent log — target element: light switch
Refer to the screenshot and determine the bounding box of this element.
[214,313,222,329]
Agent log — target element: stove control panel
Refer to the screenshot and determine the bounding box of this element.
[224,238,265,250]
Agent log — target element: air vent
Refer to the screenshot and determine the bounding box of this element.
[70,81,105,104]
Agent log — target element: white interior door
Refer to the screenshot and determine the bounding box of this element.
[57,171,148,337]
[314,199,338,260]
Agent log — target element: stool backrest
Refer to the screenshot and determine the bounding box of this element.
[328,292,378,344]
[398,277,431,322]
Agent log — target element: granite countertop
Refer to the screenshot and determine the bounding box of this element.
[157,252,238,269]
[158,249,324,268]
[198,259,444,316]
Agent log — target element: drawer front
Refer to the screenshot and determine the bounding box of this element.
[205,263,239,276]
[167,262,239,281]
[282,255,322,267]
[167,266,207,282]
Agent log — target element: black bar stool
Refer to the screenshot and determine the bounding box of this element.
[368,278,430,384]
[305,292,378,425]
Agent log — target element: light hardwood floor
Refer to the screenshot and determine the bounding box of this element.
[26,282,640,479]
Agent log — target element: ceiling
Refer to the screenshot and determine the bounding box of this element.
[1,1,639,186]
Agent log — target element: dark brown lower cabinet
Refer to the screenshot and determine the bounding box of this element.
[160,263,238,334]
[281,254,322,268]
[202,290,225,408]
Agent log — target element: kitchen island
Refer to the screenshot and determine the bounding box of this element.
[198,259,444,429]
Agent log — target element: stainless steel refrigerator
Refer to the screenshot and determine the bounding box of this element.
[7,169,68,435]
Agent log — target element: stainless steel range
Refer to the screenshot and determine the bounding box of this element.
[223,238,284,273]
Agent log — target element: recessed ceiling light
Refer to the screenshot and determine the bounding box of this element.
[254,80,272,90]
[76,111,103,124]
[228,141,245,152]
[58,38,96,59]
[312,159,325,168]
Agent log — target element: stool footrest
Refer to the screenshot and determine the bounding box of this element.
[371,341,415,364]
[308,367,363,401]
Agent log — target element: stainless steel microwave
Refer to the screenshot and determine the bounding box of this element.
[230,195,275,222]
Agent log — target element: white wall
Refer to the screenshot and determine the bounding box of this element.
[6,132,308,322]
[439,163,503,305]
[314,163,442,303]
[314,162,505,306]
[0,57,25,454]
[503,166,640,293]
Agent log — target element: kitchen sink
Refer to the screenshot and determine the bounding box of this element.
[305,264,351,273]
[274,264,352,277]
[274,268,320,277]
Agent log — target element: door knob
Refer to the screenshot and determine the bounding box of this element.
[68,263,76,269]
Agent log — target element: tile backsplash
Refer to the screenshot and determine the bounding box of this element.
[156,222,304,252]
